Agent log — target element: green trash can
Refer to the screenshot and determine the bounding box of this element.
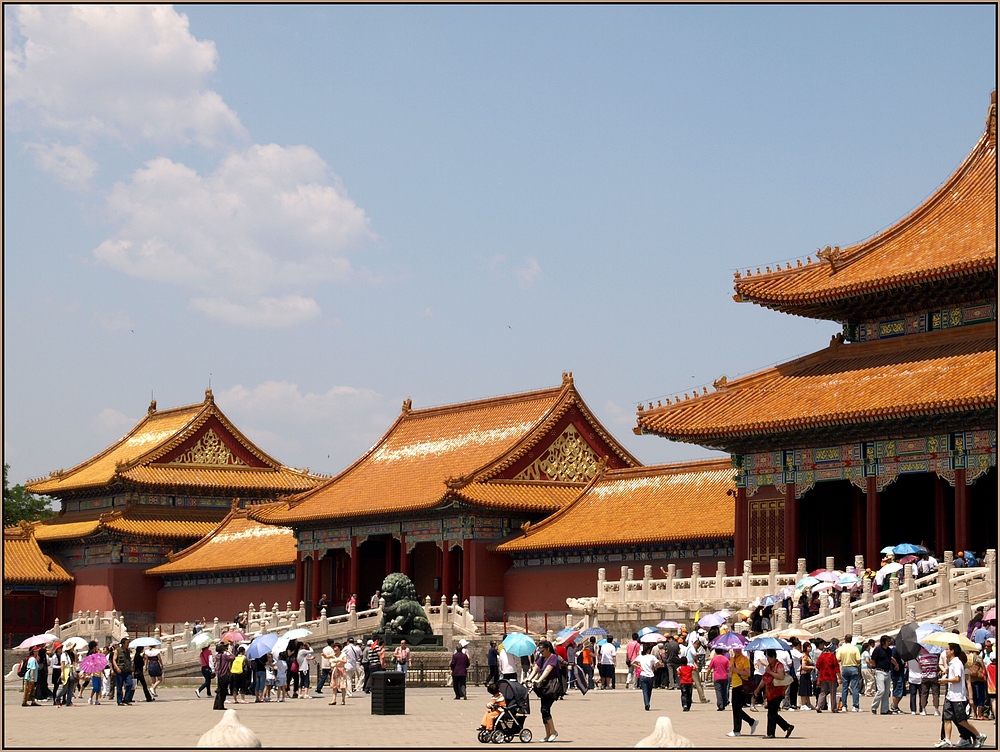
[371,670,405,715]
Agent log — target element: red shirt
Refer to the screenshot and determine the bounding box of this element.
[816,650,840,683]
[555,644,568,663]
[678,665,694,685]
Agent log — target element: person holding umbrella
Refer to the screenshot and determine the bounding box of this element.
[753,649,794,738]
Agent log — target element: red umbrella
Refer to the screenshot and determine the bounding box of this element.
[898,555,919,565]
[221,630,246,643]
[808,568,827,577]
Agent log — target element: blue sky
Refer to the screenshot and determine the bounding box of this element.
[4,5,996,488]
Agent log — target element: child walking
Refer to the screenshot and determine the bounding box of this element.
[678,656,694,711]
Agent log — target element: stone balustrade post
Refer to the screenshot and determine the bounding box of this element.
[349,604,358,631]
[298,601,306,621]
[826,556,835,573]
[775,603,787,633]
[906,605,916,622]
[796,558,808,580]
[53,617,61,637]
[741,560,752,600]
[154,626,161,640]
[791,602,801,626]
[463,599,473,630]
[183,622,192,643]
[620,566,628,604]
[320,608,327,626]
[643,565,652,602]
[841,591,853,636]
[890,577,902,622]
[862,577,873,604]
[986,549,997,587]
[940,553,953,607]
[716,561,726,599]
[855,555,865,573]
[212,618,221,638]
[166,641,174,665]
[286,601,293,613]
[691,562,701,597]
[958,587,972,629]
[820,593,830,618]
[451,594,459,608]
[597,568,606,605]
[667,564,676,600]
[768,559,779,595]
[440,595,449,628]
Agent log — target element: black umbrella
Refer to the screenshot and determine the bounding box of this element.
[895,622,921,662]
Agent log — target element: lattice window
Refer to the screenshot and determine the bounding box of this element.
[514,424,600,482]
[169,429,247,466]
[748,498,785,564]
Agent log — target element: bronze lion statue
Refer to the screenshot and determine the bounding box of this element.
[376,572,432,636]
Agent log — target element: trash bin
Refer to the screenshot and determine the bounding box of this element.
[371,670,405,715]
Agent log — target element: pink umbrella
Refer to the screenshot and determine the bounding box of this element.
[221,630,246,644]
[16,633,57,649]
[985,608,996,622]
[811,582,836,592]
[79,652,109,674]
[814,571,841,582]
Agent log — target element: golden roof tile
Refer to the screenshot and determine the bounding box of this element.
[495,459,735,553]
[26,391,322,496]
[146,507,296,575]
[29,507,226,542]
[31,515,103,542]
[636,325,996,447]
[452,481,582,512]
[250,376,640,525]
[734,109,996,319]
[4,526,73,584]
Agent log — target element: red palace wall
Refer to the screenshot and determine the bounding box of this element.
[71,565,160,616]
[154,581,295,624]
[503,556,737,613]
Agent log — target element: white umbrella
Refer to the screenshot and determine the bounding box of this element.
[282,628,312,641]
[62,636,89,651]
[130,637,162,648]
[875,561,903,585]
[640,632,666,643]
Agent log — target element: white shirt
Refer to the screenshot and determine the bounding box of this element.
[791,648,803,676]
[945,657,966,702]
[753,651,768,676]
[343,644,361,670]
[636,654,659,678]
[907,658,922,684]
[599,643,617,665]
[499,649,518,675]
[320,646,334,670]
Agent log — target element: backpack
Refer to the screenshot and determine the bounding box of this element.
[16,659,28,678]
[231,655,245,675]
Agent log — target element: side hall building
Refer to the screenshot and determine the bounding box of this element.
[636,92,997,573]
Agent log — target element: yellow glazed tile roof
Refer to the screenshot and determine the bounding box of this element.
[251,376,639,525]
[147,507,296,575]
[495,459,735,553]
[26,391,321,496]
[30,507,226,542]
[452,481,582,513]
[4,526,73,584]
[734,118,996,317]
[636,325,996,444]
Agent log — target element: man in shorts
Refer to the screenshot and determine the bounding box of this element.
[599,639,617,689]
[935,644,985,749]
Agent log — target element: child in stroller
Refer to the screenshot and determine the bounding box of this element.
[478,678,533,743]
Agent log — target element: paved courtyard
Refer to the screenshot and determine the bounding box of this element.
[5,681,995,749]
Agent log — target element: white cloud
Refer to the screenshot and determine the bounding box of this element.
[189,295,321,329]
[93,407,134,439]
[602,400,637,428]
[93,145,373,327]
[514,257,542,288]
[25,142,97,190]
[4,5,245,147]
[221,381,381,424]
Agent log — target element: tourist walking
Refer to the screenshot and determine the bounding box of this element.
[486,640,500,686]
[598,638,617,689]
[317,640,334,695]
[754,649,794,739]
[727,646,758,737]
[664,635,681,690]
[197,644,214,698]
[919,647,942,716]
[861,639,876,697]
[344,637,362,695]
[328,643,348,706]
[394,638,412,681]
[815,642,840,712]
[678,656,695,711]
[837,635,862,711]
[625,634,642,690]
[21,647,40,706]
[527,640,560,743]
[212,643,234,710]
[798,641,816,710]
[451,643,470,700]
[685,636,708,703]
[112,638,135,706]
[936,643,985,748]
[296,642,314,698]
[632,642,661,711]
[871,635,893,715]
[55,647,77,706]
[707,648,730,710]
[132,646,154,702]
[146,648,163,697]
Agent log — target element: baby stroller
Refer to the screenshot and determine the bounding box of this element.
[478,678,533,744]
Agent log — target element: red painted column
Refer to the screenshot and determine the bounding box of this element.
[310,554,323,618]
[399,535,410,577]
[783,482,797,572]
[954,469,970,554]
[934,476,948,556]
[441,544,453,601]
[294,550,305,607]
[462,541,472,602]
[733,488,748,566]
[866,477,880,569]
[349,536,359,599]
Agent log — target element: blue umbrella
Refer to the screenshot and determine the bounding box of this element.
[501,633,537,657]
[881,545,896,554]
[556,627,576,639]
[596,638,620,648]
[744,636,792,652]
[247,632,278,660]
[916,623,946,655]
[636,626,659,638]
[893,543,930,556]
[580,626,608,637]
[760,595,778,607]
[796,576,820,589]
[709,632,750,650]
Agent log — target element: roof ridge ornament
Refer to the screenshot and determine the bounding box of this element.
[401,398,412,415]
[712,375,729,391]
[205,388,214,404]
[148,399,157,415]
[562,371,574,385]
[816,245,842,272]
